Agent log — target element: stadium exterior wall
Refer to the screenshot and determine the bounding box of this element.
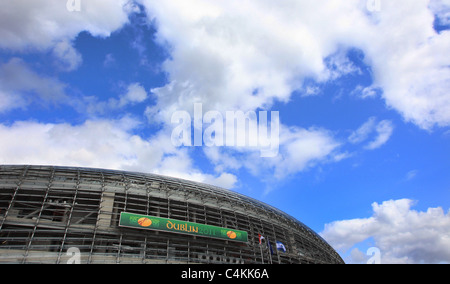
[0,165,344,264]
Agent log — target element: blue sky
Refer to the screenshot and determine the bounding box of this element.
[1,0,450,264]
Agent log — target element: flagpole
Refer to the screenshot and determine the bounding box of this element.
[274,241,280,264]
[277,249,281,264]
[267,237,273,264]
[259,243,264,264]
[275,241,286,264]
[258,234,264,264]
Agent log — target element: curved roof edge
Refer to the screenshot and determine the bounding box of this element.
[0,164,344,263]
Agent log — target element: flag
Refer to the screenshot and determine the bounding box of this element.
[258,234,265,244]
[276,241,287,253]
[267,237,274,255]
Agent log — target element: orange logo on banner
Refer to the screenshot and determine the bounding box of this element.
[138,217,152,227]
[227,231,237,239]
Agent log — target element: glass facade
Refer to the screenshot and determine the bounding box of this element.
[0,165,344,264]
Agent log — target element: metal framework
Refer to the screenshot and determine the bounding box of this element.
[0,165,344,264]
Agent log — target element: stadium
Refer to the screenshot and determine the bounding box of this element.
[0,165,344,264]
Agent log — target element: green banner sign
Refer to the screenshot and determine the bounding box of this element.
[119,212,248,243]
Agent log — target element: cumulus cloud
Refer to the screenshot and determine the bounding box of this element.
[272,126,341,178]
[141,0,369,123]
[134,0,445,191]
[0,0,134,72]
[0,118,236,189]
[83,83,149,114]
[321,199,450,264]
[430,0,450,26]
[121,83,149,105]
[137,0,450,130]
[1,0,448,189]
[52,39,83,71]
[363,1,450,129]
[0,58,69,112]
[203,125,341,183]
[0,0,133,50]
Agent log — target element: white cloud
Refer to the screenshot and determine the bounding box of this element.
[0,118,236,189]
[321,49,362,81]
[0,58,69,112]
[0,0,132,50]
[1,0,448,190]
[273,126,341,178]
[103,53,116,67]
[351,85,381,99]
[137,0,450,130]
[405,170,419,181]
[203,147,242,173]
[349,117,394,150]
[150,153,237,189]
[362,1,450,129]
[83,83,149,114]
[121,83,148,105]
[349,117,378,144]
[0,0,134,71]
[52,39,82,71]
[321,199,450,264]
[203,125,341,183]
[365,120,394,150]
[207,172,238,189]
[140,0,371,124]
[430,0,450,26]
[0,89,27,113]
